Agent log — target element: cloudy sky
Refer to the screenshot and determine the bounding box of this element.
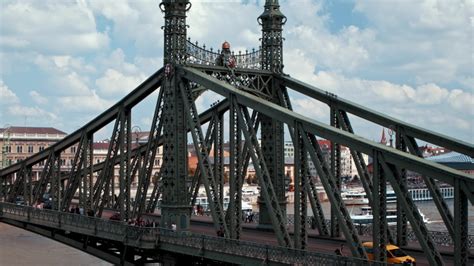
[1,0,472,144]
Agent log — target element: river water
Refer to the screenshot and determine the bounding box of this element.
[285,199,474,233]
[0,200,472,264]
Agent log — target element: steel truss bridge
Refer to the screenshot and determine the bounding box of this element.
[0,1,473,265]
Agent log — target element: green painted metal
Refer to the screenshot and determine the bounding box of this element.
[258,0,287,232]
[0,202,382,265]
[279,75,474,158]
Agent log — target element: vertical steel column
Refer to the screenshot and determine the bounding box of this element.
[395,129,408,246]
[330,106,341,237]
[87,134,94,211]
[27,166,32,206]
[0,175,3,201]
[52,153,61,211]
[257,0,287,230]
[454,179,469,265]
[293,122,307,249]
[372,151,387,263]
[159,0,190,231]
[22,163,28,205]
[228,95,242,239]
[110,165,115,209]
[119,108,131,221]
[214,112,224,207]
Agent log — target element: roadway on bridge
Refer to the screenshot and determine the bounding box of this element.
[140,212,459,266]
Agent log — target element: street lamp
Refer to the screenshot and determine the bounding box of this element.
[132,126,142,146]
[1,124,11,169]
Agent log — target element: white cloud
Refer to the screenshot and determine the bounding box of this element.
[29,90,48,105]
[1,1,109,54]
[34,54,96,75]
[100,49,140,74]
[291,98,328,121]
[0,80,19,104]
[7,104,58,121]
[134,56,163,76]
[88,0,163,54]
[352,0,472,87]
[96,68,146,96]
[57,90,113,112]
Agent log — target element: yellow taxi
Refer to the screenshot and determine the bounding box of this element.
[362,242,416,265]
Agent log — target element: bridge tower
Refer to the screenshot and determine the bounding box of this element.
[257,0,288,230]
[159,0,192,231]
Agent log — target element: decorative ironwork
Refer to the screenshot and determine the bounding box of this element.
[0,203,386,266]
[186,39,261,69]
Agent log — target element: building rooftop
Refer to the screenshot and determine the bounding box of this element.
[0,126,67,135]
[427,151,474,171]
[427,151,473,163]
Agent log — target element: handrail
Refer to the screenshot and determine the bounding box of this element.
[186,39,261,69]
[0,203,377,265]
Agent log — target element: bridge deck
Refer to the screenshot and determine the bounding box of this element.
[1,203,469,265]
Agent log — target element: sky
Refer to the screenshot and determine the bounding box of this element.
[0,0,472,144]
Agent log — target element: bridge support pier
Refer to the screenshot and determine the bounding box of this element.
[160,0,192,231]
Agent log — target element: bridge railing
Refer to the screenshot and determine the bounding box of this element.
[249,213,474,248]
[186,39,261,69]
[0,203,381,265]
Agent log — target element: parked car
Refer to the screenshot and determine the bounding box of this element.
[362,242,416,265]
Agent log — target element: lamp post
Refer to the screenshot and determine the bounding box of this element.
[1,124,11,169]
[388,126,395,148]
[132,126,142,146]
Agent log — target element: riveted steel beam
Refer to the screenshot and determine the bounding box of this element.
[133,86,165,219]
[402,131,455,239]
[279,75,473,157]
[178,78,228,235]
[454,178,469,265]
[0,69,165,178]
[336,110,373,205]
[329,106,341,237]
[277,87,329,237]
[180,66,473,190]
[293,122,308,249]
[237,102,292,248]
[297,122,367,259]
[395,130,408,247]
[228,95,242,239]
[118,107,132,221]
[379,155,444,266]
[93,108,124,217]
[62,130,91,211]
[372,151,387,263]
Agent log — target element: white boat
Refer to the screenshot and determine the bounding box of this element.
[341,190,369,205]
[351,206,429,225]
[194,196,252,212]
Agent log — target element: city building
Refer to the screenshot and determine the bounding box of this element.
[0,126,76,184]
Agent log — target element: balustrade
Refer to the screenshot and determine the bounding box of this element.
[186,39,261,69]
[0,202,382,265]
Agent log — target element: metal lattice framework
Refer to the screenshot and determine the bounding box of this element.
[0,1,473,265]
